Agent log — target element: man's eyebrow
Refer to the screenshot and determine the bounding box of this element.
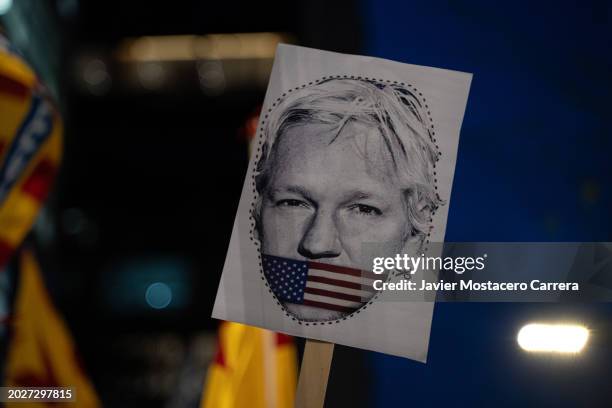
[341,189,386,202]
[268,185,314,201]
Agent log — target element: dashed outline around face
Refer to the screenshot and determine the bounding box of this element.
[249,75,441,326]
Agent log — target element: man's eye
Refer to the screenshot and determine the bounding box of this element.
[276,199,309,208]
[349,204,382,216]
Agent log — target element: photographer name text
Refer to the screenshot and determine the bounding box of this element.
[373,279,579,292]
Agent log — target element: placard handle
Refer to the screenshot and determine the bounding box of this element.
[295,339,335,408]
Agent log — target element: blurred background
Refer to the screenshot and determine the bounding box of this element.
[1,0,611,407]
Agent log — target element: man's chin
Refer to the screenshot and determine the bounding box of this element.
[285,303,348,322]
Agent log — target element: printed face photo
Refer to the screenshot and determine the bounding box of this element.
[254,78,441,322]
[213,44,472,359]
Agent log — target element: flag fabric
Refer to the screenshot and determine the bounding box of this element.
[0,33,62,268]
[4,249,101,408]
[201,322,297,408]
[0,33,101,407]
[262,254,378,314]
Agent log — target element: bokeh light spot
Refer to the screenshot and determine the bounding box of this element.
[145,282,172,309]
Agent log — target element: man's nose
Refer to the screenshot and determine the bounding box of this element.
[298,210,341,259]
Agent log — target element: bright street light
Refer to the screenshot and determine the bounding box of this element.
[517,323,589,353]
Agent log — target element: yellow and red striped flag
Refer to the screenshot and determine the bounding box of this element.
[4,248,101,408]
[0,34,101,407]
[201,322,297,408]
[0,35,62,268]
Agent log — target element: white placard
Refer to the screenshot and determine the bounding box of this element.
[212,44,471,361]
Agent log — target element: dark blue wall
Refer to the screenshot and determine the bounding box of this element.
[363,1,612,406]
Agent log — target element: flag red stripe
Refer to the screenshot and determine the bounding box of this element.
[20,158,57,202]
[302,299,355,313]
[0,74,30,99]
[276,333,292,346]
[0,239,14,269]
[213,333,226,367]
[304,287,364,303]
[308,260,379,280]
[307,275,375,292]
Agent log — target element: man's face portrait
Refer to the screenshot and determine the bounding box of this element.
[260,121,411,265]
[254,78,440,321]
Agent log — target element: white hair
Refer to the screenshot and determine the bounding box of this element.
[254,77,442,242]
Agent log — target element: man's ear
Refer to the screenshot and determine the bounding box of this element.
[401,195,432,253]
[416,198,431,215]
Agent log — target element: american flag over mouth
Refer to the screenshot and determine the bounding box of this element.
[262,254,383,314]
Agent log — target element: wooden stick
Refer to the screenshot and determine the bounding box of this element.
[295,339,335,408]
